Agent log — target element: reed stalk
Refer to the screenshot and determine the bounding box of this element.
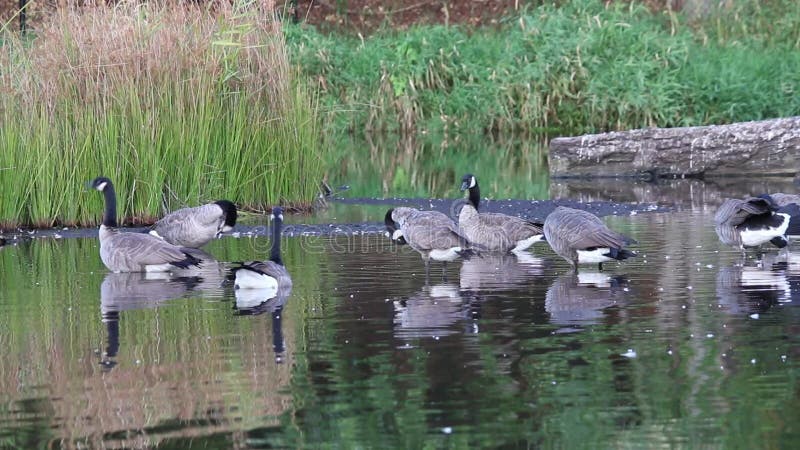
[0,0,324,228]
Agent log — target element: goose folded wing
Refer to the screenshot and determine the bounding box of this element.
[238,260,284,278]
[567,226,630,251]
[714,223,742,246]
[403,221,461,250]
[109,233,197,265]
[715,198,772,226]
[497,215,543,241]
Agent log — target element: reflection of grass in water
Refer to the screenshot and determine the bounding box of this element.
[327,133,549,199]
[0,236,326,448]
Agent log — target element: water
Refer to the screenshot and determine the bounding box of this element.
[326,133,550,199]
[2,205,800,448]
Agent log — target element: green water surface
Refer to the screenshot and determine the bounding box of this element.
[1,210,799,448]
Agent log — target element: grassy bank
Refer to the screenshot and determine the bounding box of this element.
[285,0,800,137]
[0,1,323,229]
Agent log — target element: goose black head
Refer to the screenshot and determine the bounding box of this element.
[384,209,407,245]
[271,206,284,222]
[89,176,112,192]
[215,200,238,231]
[756,194,778,209]
[460,173,477,192]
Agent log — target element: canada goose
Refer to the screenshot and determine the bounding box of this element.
[90,177,202,273]
[385,207,475,275]
[714,197,800,251]
[458,174,545,253]
[149,200,237,248]
[233,207,292,290]
[543,206,636,271]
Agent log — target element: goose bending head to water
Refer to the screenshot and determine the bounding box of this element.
[385,207,475,278]
[90,177,202,273]
[757,193,800,238]
[543,206,636,271]
[458,173,544,254]
[149,200,237,248]
[715,197,799,252]
[233,207,293,290]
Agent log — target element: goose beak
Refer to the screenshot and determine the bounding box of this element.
[459,181,470,191]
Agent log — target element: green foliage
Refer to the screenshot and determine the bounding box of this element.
[284,0,800,137]
[0,2,324,228]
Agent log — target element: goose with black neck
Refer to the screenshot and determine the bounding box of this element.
[458,173,545,254]
[89,177,202,273]
[233,207,293,290]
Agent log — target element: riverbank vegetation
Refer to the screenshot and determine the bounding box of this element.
[286,0,800,138]
[0,1,323,228]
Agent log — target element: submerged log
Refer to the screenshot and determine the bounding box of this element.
[549,116,800,178]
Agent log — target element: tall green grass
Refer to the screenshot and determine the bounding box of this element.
[284,0,800,137]
[0,1,324,229]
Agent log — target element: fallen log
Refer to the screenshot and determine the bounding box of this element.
[549,116,800,179]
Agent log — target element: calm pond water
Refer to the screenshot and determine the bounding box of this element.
[1,205,800,448]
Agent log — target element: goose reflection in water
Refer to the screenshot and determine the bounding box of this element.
[234,286,292,364]
[545,272,629,331]
[458,252,546,292]
[393,283,479,340]
[716,262,791,315]
[99,272,201,371]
